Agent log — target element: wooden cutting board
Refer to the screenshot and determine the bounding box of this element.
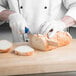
[0,39,76,75]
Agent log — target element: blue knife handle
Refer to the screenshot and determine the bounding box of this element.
[25,27,29,33]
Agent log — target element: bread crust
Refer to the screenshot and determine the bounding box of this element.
[49,32,72,47]
[0,46,13,53]
[14,50,34,56]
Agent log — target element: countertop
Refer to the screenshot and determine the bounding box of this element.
[0,39,76,75]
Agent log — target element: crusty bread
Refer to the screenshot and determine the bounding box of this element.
[30,34,48,51]
[14,45,34,56]
[0,40,13,53]
[30,32,72,51]
[30,34,57,51]
[49,31,72,47]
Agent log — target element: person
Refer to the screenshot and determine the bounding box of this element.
[0,0,76,42]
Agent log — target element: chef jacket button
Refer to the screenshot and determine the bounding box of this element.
[49,29,53,32]
[25,39,29,42]
[20,6,23,9]
[44,6,47,9]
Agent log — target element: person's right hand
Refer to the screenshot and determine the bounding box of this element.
[8,13,28,34]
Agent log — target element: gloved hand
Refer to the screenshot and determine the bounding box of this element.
[8,13,28,34]
[39,20,66,38]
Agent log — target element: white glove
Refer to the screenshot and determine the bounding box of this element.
[39,20,66,37]
[8,13,28,34]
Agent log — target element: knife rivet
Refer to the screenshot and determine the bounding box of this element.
[49,29,53,32]
[26,39,29,42]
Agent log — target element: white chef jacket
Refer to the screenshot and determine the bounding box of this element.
[0,0,76,33]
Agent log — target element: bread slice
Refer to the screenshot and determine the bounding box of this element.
[14,45,34,56]
[0,40,13,53]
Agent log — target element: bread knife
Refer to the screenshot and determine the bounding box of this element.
[23,27,58,46]
[22,27,33,42]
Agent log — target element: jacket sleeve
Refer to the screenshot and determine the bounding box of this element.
[63,0,76,20]
[0,0,8,25]
[0,0,8,12]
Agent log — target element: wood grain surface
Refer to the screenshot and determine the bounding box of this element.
[0,39,76,75]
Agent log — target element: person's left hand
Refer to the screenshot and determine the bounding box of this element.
[39,20,66,38]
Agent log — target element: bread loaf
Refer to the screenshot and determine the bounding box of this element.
[0,40,13,53]
[30,32,72,51]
